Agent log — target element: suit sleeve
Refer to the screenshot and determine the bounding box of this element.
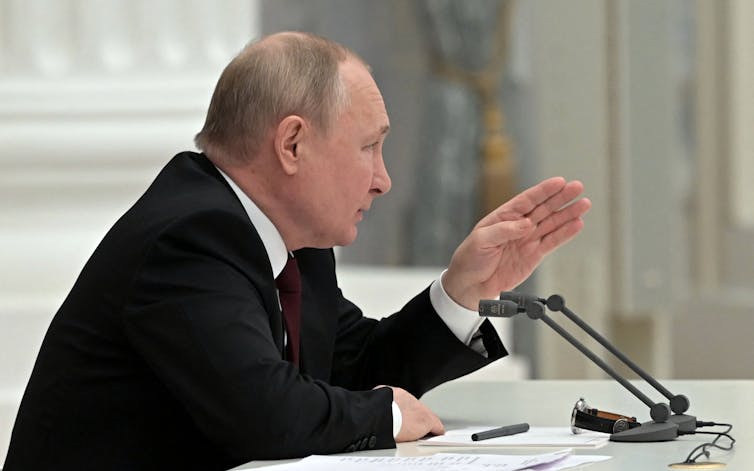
[120,210,394,461]
[329,257,507,397]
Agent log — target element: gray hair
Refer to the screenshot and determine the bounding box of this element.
[195,32,359,163]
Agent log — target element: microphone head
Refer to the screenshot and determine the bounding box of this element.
[500,291,545,307]
[478,299,520,318]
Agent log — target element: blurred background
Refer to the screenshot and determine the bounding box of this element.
[1,0,753,460]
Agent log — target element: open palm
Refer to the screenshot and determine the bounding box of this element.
[443,177,591,310]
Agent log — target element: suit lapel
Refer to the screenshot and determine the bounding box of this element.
[295,250,336,380]
[251,271,285,356]
[190,153,287,357]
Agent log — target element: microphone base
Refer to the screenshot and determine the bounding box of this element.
[610,420,678,442]
[668,413,697,433]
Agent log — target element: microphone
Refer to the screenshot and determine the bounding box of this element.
[478,299,520,318]
[479,292,695,442]
[498,292,546,320]
[499,291,545,308]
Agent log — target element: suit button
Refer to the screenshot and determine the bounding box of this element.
[358,438,367,450]
[368,435,377,448]
[346,444,357,453]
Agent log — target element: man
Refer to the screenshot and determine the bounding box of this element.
[4,32,590,470]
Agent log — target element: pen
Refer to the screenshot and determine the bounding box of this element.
[471,422,530,441]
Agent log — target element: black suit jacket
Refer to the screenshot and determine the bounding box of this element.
[4,152,506,471]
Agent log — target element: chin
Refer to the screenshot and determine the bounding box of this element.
[313,228,359,249]
[336,227,359,247]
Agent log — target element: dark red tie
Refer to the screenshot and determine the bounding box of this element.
[275,256,301,365]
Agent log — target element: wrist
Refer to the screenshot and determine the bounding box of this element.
[441,271,467,308]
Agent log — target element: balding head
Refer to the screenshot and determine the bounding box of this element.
[195,32,366,165]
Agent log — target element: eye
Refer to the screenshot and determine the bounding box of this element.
[362,142,379,152]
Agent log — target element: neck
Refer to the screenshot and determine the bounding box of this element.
[216,160,307,252]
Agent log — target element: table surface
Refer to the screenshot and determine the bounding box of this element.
[237,379,752,469]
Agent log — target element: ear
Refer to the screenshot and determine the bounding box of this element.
[273,115,306,175]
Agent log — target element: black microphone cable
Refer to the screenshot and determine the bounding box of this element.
[673,422,735,468]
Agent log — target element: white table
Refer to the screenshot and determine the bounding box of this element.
[238,380,752,469]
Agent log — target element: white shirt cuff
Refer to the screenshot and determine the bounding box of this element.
[391,400,402,438]
[429,270,486,345]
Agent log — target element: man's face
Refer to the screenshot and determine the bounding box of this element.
[293,59,392,248]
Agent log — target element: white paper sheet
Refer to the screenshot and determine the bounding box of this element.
[253,449,611,471]
[525,454,611,470]
[419,426,608,449]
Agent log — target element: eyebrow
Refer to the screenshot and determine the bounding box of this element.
[365,125,390,144]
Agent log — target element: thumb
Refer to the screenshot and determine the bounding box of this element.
[429,415,445,436]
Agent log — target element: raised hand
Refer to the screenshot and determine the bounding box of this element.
[442,177,591,310]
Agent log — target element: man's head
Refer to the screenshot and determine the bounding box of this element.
[195,32,351,163]
[197,32,392,250]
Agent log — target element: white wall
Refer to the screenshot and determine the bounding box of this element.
[0,0,259,463]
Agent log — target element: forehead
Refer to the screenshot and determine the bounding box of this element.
[338,59,389,127]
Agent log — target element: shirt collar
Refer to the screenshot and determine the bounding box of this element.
[214,166,289,278]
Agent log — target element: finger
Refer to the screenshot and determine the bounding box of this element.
[525,180,585,226]
[530,197,591,242]
[477,177,567,227]
[511,176,569,213]
[538,217,586,256]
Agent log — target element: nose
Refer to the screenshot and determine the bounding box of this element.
[371,152,392,195]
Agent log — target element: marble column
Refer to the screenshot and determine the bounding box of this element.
[411,0,514,265]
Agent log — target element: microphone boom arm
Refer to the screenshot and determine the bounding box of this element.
[480,292,697,442]
[545,295,690,416]
[537,311,670,422]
